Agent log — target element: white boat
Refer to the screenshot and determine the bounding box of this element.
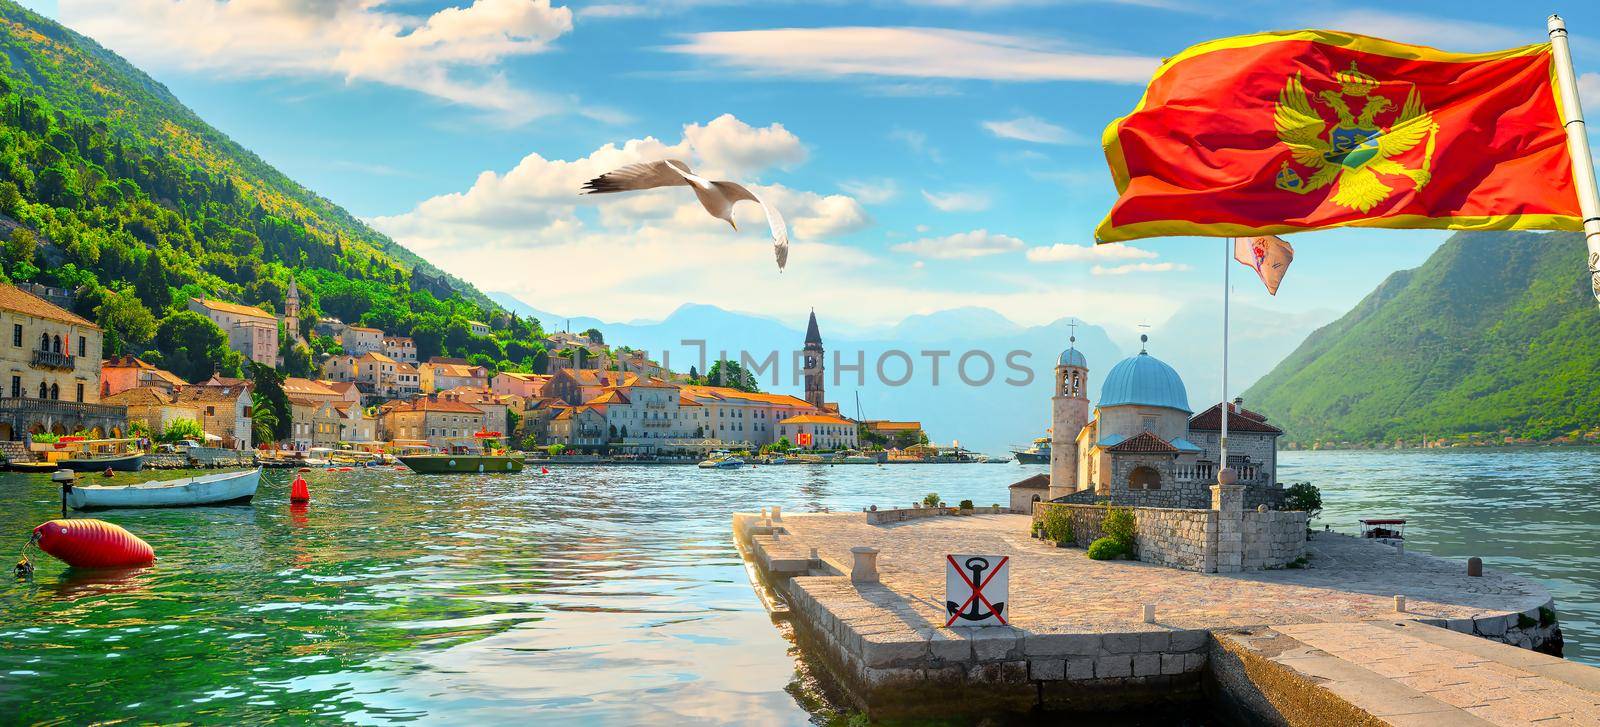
[66,469,262,510]
[697,451,745,469]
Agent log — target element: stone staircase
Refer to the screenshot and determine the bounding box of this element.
[0,440,32,464]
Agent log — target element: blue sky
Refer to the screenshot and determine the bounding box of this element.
[24,1,1600,339]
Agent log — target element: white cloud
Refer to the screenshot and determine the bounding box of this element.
[1581,73,1600,117]
[922,189,991,213]
[982,115,1082,144]
[890,128,942,162]
[839,179,899,204]
[666,27,1156,83]
[1091,262,1189,275]
[891,229,1023,259]
[59,0,575,123]
[1298,10,1528,53]
[1026,243,1156,262]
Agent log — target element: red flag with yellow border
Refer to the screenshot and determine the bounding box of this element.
[1096,30,1581,243]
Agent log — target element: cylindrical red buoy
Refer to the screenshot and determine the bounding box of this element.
[290,475,310,503]
[540,467,549,475]
[33,519,155,569]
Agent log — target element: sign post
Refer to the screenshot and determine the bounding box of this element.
[944,554,1009,627]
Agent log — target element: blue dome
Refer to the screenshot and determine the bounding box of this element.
[1058,347,1087,368]
[1098,350,1190,413]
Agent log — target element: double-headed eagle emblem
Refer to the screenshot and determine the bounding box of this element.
[1273,62,1440,212]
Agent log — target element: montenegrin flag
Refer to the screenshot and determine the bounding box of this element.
[1095,30,1582,243]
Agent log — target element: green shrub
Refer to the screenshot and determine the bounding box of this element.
[922,492,941,508]
[1283,482,1323,520]
[1039,507,1074,544]
[958,499,974,510]
[1087,537,1125,560]
[31,432,59,443]
[1102,506,1136,544]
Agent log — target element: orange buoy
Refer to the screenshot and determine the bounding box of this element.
[338,466,353,472]
[297,467,311,473]
[33,519,155,569]
[540,467,549,475]
[290,475,310,503]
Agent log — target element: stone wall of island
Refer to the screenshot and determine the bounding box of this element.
[1032,502,1306,573]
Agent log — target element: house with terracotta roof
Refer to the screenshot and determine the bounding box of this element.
[548,405,606,449]
[100,355,187,397]
[437,387,509,438]
[380,396,486,448]
[544,368,635,405]
[419,360,488,393]
[579,379,707,451]
[0,283,123,441]
[861,419,925,447]
[678,385,820,448]
[776,412,859,451]
[177,379,253,450]
[341,325,384,356]
[102,386,201,438]
[381,336,417,364]
[491,371,549,398]
[188,297,278,366]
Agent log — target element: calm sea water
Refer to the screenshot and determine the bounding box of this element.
[0,449,1594,724]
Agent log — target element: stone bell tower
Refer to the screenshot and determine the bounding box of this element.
[1048,335,1090,501]
[803,309,826,410]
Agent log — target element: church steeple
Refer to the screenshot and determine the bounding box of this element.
[803,309,825,411]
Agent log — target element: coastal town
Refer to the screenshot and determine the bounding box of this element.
[0,280,932,467]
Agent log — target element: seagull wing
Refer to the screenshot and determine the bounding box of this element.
[714,181,790,271]
[582,159,694,194]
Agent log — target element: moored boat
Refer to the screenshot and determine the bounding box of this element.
[60,451,145,472]
[1010,436,1051,464]
[398,432,524,474]
[50,437,146,472]
[697,451,745,469]
[65,468,261,510]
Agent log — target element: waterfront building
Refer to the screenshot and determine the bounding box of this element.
[382,336,417,364]
[517,397,566,445]
[288,397,317,449]
[547,368,636,406]
[1188,398,1284,485]
[0,283,124,440]
[587,379,704,449]
[100,355,185,397]
[381,397,486,449]
[802,310,826,411]
[341,325,384,356]
[283,377,343,405]
[101,386,201,438]
[419,359,488,393]
[1045,335,1284,509]
[492,371,549,398]
[548,405,606,449]
[776,413,858,450]
[176,380,253,449]
[861,419,925,447]
[437,387,510,437]
[679,385,816,448]
[188,298,278,366]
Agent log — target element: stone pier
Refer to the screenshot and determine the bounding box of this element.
[736,511,1581,721]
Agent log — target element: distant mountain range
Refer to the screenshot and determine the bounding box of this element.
[1245,230,1600,446]
[492,294,1334,452]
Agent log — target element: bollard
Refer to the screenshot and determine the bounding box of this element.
[809,547,819,561]
[772,530,781,541]
[1142,604,1156,624]
[760,507,769,519]
[851,546,880,584]
[771,505,782,521]
[1467,557,1483,577]
[1396,542,1405,556]
[1395,595,1406,613]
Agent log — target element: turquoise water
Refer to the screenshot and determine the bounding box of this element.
[0,449,1593,724]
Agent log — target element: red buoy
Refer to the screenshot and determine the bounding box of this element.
[290,475,310,503]
[540,467,549,475]
[33,519,155,569]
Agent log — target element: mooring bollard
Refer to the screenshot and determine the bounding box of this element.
[771,505,782,521]
[809,547,819,562]
[1467,557,1483,577]
[1142,604,1156,624]
[760,507,769,519]
[1395,595,1407,613]
[851,546,880,584]
[1396,542,1405,556]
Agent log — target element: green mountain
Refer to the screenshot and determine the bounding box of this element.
[0,0,546,384]
[1243,229,1600,446]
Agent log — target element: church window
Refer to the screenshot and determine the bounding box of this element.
[1128,466,1162,490]
[1140,416,1157,432]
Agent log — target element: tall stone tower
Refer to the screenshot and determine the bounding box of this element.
[1048,336,1090,501]
[284,276,301,342]
[803,310,826,410]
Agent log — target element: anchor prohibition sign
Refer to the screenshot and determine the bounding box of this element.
[945,554,1009,627]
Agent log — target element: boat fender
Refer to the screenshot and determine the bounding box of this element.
[290,475,310,503]
[32,519,155,569]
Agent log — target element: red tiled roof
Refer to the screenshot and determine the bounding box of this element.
[1106,431,1178,453]
[1188,403,1283,434]
[191,297,273,320]
[0,284,97,328]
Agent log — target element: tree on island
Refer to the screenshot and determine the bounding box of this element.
[704,359,760,392]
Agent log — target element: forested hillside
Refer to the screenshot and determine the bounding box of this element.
[0,0,548,384]
[1243,230,1600,446]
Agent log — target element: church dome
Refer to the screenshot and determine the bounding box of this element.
[1098,346,1189,413]
[1058,345,1087,369]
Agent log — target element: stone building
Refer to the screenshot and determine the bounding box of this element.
[101,386,200,438]
[100,355,185,397]
[382,336,417,364]
[419,359,488,393]
[189,298,278,366]
[176,381,253,450]
[342,325,384,356]
[1188,398,1283,486]
[0,284,124,440]
[381,397,486,449]
[802,310,825,411]
[776,413,858,450]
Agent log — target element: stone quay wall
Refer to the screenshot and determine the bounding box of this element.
[1033,503,1305,573]
[866,505,1012,525]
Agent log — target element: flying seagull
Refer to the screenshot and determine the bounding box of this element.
[582,159,790,270]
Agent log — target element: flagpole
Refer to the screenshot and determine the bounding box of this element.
[1549,14,1600,307]
[1220,237,1230,480]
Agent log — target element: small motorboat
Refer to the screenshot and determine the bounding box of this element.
[697,451,745,469]
[54,437,146,472]
[6,459,58,473]
[64,469,262,510]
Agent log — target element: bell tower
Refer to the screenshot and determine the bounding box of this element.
[803,310,825,410]
[1048,332,1090,501]
[284,276,301,342]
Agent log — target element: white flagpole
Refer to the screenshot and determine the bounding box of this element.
[1220,238,1230,479]
[1549,14,1600,307]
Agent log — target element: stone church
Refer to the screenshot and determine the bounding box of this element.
[1029,335,1285,510]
